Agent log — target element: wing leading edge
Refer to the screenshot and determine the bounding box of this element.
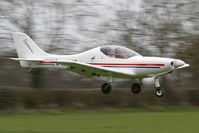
[53,60,135,78]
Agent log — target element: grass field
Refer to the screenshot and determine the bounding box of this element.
[0,110,199,133]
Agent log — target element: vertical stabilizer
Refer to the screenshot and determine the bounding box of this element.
[12,32,48,58]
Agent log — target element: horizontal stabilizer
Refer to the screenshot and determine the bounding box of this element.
[10,58,45,62]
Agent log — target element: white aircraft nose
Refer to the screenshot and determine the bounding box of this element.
[174,59,185,68]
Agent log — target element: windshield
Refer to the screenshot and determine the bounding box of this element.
[100,45,141,59]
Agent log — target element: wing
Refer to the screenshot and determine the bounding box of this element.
[10,58,135,78]
[53,60,135,78]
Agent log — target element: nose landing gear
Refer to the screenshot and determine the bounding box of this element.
[154,77,165,97]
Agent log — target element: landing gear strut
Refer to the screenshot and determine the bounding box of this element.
[101,76,112,94]
[154,77,165,97]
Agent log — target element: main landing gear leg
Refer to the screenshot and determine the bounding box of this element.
[131,79,143,94]
[154,77,165,97]
[101,76,112,94]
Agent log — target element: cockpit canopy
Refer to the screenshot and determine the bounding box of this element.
[100,45,141,59]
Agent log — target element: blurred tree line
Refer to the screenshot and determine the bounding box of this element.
[0,0,198,109]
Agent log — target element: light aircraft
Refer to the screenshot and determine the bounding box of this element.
[11,32,190,97]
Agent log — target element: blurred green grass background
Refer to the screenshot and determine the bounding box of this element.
[0,110,199,133]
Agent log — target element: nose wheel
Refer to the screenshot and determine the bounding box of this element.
[155,87,165,97]
[154,77,165,97]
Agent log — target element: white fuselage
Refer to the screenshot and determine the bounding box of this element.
[24,47,176,79]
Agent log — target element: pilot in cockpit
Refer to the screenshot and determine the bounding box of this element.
[115,48,123,58]
[109,49,114,57]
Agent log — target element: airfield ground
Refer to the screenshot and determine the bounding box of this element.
[0,109,198,133]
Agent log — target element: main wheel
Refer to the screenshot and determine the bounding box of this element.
[155,87,165,97]
[101,83,112,94]
[131,83,141,94]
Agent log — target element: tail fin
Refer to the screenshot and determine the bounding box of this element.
[12,32,48,58]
